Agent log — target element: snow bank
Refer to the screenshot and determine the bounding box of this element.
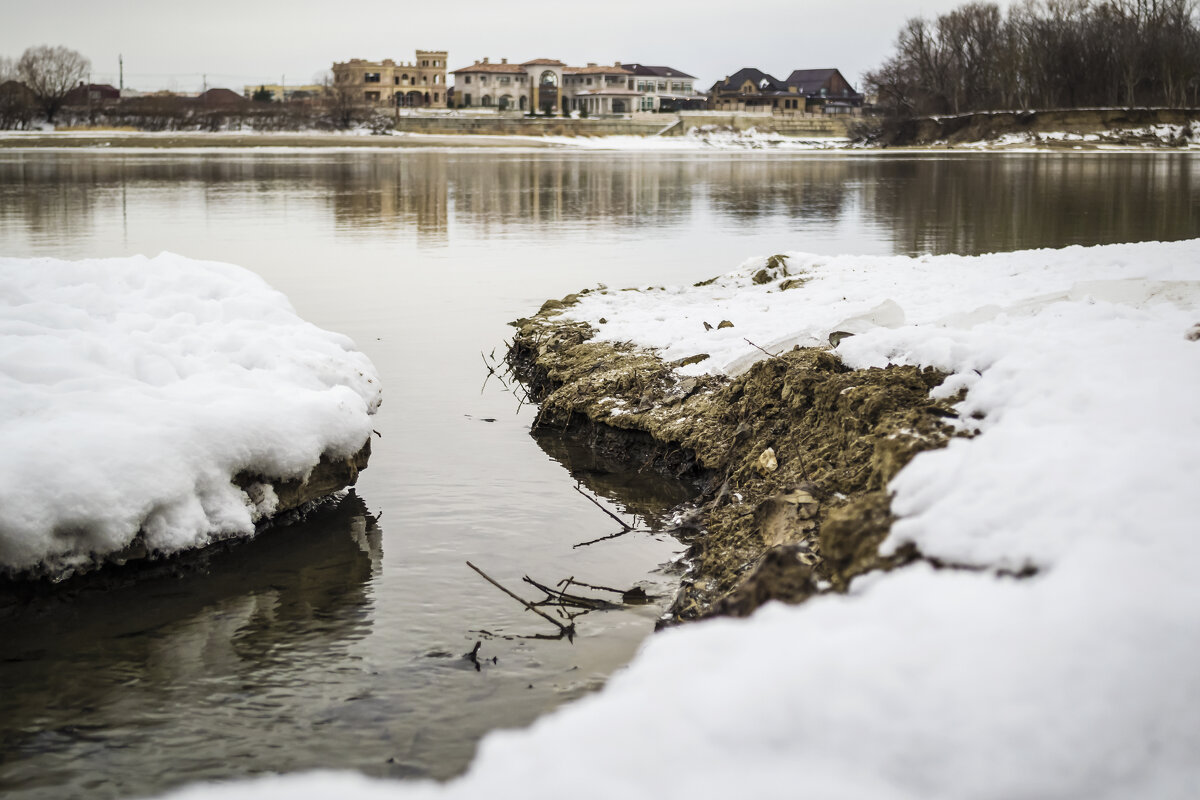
[160,241,1200,799]
[0,253,381,576]
[542,127,848,151]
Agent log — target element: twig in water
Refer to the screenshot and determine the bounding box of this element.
[743,338,783,359]
[573,484,633,532]
[572,529,635,549]
[524,576,620,610]
[466,561,575,639]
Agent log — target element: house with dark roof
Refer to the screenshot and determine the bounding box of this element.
[622,64,703,112]
[783,68,864,113]
[710,67,862,114]
[63,83,121,106]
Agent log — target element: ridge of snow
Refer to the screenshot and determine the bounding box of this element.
[0,253,381,575]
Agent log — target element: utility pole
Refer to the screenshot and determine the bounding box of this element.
[281,74,285,102]
[119,54,124,93]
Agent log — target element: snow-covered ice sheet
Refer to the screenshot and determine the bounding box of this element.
[0,253,380,575]
[164,241,1200,799]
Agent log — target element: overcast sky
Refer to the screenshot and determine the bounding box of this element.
[2,0,999,93]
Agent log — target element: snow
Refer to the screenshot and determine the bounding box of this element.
[162,240,1200,798]
[0,253,381,576]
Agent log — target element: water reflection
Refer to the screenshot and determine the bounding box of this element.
[532,427,698,533]
[0,493,381,800]
[2,151,1196,258]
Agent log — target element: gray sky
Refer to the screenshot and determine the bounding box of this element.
[2,0,993,93]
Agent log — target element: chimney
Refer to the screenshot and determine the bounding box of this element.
[587,62,597,67]
[614,61,621,67]
[501,58,507,64]
[482,57,489,64]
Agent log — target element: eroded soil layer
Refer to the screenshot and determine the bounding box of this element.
[508,300,962,622]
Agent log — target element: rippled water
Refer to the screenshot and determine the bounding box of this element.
[0,148,1196,799]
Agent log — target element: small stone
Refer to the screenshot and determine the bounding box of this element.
[1187,323,1200,341]
[671,353,710,368]
[539,298,565,313]
[703,321,713,331]
[598,317,608,324]
[717,320,734,329]
[756,447,778,474]
[828,330,854,348]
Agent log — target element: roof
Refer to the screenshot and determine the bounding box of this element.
[711,67,786,94]
[451,62,526,74]
[564,64,632,75]
[521,58,566,67]
[197,88,247,105]
[784,68,849,93]
[622,63,696,80]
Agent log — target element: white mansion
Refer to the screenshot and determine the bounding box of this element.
[449,58,700,114]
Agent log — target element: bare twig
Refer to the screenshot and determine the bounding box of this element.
[560,577,627,596]
[744,338,783,359]
[466,561,575,638]
[573,484,633,532]
[573,529,635,549]
[524,576,619,610]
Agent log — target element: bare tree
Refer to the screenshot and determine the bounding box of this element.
[0,55,17,83]
[17,45,91,122]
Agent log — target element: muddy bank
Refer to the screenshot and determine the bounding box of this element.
[1,439,372,586]
[508,296,962,622]
[864,107,1200,147]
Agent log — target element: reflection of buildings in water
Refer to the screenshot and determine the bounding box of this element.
[330,156,448,243]
[703,158,856,222]
[448,155,701,233]
[0,493,383,793]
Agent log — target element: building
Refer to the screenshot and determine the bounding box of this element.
[451,58,700,115]
[709,67,862,114]
[331,50,448,107]
[241,83,327,102]
[449,58,532,111]
[622,64,702,111]
[562,64,639,115]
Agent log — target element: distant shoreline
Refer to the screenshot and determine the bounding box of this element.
[0,131,566,149]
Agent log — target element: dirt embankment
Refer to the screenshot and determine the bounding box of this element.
[868,107,1200,147]
[508,292,965,623]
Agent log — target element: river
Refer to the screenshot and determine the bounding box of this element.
[0,148,1196,799]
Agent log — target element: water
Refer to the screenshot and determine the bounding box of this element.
[0,148,1196,799]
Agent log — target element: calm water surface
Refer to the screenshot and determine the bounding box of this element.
[0,149,1197,799]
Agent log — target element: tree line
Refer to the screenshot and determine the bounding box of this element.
[865,0,1200,116]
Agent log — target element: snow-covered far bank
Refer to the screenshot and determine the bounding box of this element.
[540,127,849,151]
[157,239,1200,799]
[0,254,381,577]
[1,125,1197,152]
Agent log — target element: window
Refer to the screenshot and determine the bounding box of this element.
[481,75,488,84]
[500,76,511,85]
[640,96,654,110]
[394,76,400,84]
[435,75,440,84]
[434,92,439,102]
[464,93,472,106]
[365,72,381,83]
[658,81,666,90]
[365,91,380,100]
[464,75,471,84]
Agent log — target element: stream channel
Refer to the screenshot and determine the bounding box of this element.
[0,148,1197,799]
